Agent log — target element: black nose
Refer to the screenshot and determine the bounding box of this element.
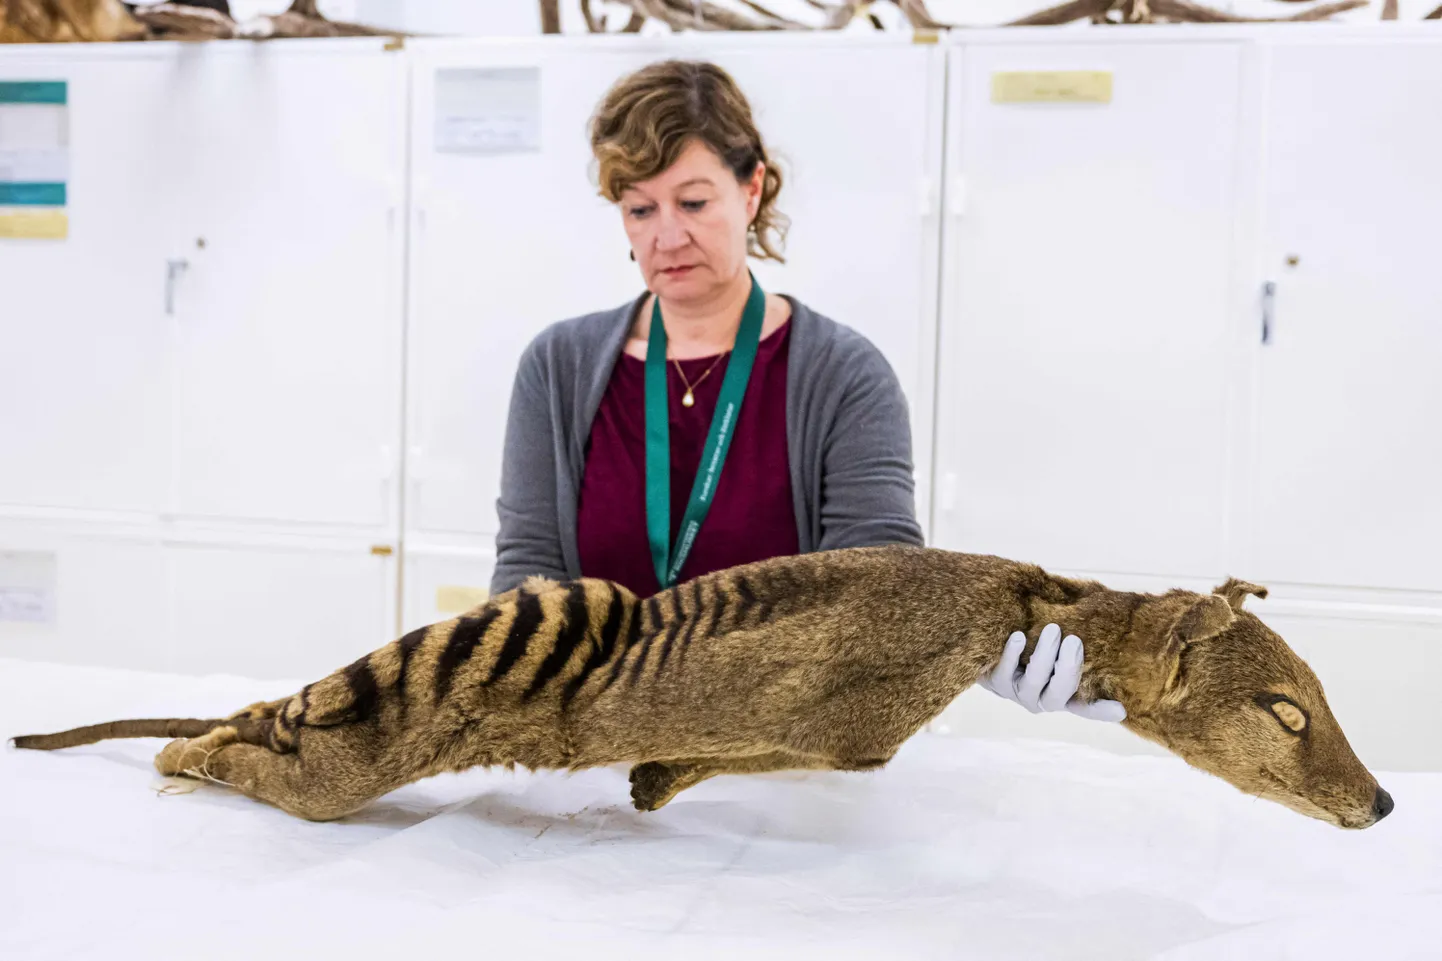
[1372,787,1394,821]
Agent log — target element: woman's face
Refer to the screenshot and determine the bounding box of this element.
[619,138,764,306]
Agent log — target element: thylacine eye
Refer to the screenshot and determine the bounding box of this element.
[1255,693,1309,735]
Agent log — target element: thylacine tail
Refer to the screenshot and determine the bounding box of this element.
[12,717,265,751]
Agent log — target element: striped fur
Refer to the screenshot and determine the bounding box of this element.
[10,545,1388,829]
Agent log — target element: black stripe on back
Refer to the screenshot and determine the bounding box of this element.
[395,625,428,703]
[736,575,760,627]
[487,590,544,687]
[653,608,685,677]
[675,578,708,666]
[524,583,590,702]
[599,588,626,653]
[561,587,625,709]
[434,608,501,703]
[660,577,703,672]
[598,610,641,697]
[343,655,380,723]
[642,596,661,640]
[627,626,658,687]
[755,574,776,623]
[704,579,728,639]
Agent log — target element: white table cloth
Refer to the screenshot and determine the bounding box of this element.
[3,657,1438,961]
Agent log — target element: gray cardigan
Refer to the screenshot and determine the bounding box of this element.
[489,292,924,595]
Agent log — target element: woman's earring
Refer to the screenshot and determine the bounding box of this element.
[629,249,636,262]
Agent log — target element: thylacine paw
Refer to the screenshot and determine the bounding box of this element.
[154,725,242,783]
[628,761,684,812]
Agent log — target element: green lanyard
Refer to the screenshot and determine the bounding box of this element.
[645,273,767,589]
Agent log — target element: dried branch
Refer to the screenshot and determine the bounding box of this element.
[735,0,809,27]
[1122,0,1366,20]
[1007,0,1112,26]
[234,0,405,39]
[1381,0,1397,16]
[129,2,236,39]
[896,0,951,27]
[796,0,870,29]
[581,0,646,31]
[1424,0,1440,15]
[539,0,561,33]
[1279,0,1368,17]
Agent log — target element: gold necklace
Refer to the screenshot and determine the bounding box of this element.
[672,353,728,408]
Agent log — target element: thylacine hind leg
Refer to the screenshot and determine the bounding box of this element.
[628,749,890,812]
[155,723,409,822]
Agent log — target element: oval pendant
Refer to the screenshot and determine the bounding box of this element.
[682,391,695,408]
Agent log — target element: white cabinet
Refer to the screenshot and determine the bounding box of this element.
[1246,38,1442,593]
[0,44,408,675]
[164,45,407,530]
[933,41,1246,580]
[0,54,175,517]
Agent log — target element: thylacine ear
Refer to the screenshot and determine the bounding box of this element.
[1159,594,1236,694]
[1171,594,1236,646]
[1214,577,1268,610]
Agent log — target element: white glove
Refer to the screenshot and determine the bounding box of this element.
[978,623,1127,722]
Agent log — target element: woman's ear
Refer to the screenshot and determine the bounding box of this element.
[747,161,765,219]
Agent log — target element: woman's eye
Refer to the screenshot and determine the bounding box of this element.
[681,200,707,213]
[627,206,653,219]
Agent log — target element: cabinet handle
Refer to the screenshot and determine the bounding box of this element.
[165,258,190,316]
[1261,280,1276,345]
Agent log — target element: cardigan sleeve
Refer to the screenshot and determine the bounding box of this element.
[490,336,571,595]
[814,340,926,552]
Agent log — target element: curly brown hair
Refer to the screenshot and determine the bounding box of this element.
[588,59,788,263]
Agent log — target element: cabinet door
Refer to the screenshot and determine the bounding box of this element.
[0,55,173,516]
[1248,40,1442,593]
[167,539,396,680]
[164,45,406,530]
[404,40,943,539]
[933,42,1245,578]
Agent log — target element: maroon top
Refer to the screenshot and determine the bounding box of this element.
[576,319,798,598]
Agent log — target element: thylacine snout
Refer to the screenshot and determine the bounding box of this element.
[1082,577,1394,829]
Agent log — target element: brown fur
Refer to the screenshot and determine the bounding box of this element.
[0,0,146,43]
[11,546,1391,829]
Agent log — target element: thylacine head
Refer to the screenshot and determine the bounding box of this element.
[1028,574,1391,830]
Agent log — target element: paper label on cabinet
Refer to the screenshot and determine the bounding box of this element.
[991,71,1112,104]
[0,80,68,240]
[436,584,489,614]
[0,208,66,238]
[434,67,540,155]
[0,551,57,624]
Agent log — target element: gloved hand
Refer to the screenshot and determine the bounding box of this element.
[977,623,1127,722]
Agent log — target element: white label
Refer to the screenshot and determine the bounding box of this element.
[434,67,540,155]
[0,551,57,624]
[0,103,68,183]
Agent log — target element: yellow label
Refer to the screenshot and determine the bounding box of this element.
[0,208,68,239]
[991,71,1113,104]
[436,584,489,614]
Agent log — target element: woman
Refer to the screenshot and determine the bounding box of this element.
[491,60,1123,724]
